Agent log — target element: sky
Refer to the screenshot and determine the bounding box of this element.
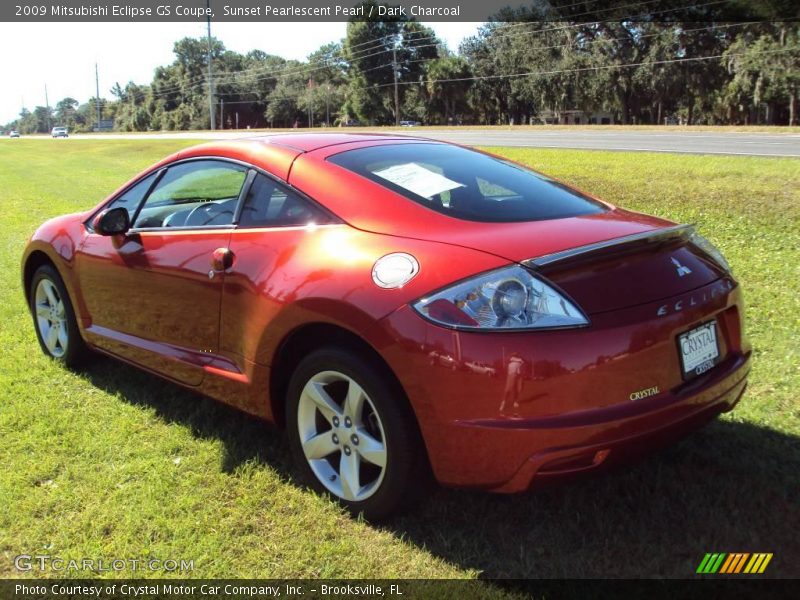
[0,21,481,124]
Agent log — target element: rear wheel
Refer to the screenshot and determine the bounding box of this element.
[30,264,89,368]
[286,347,427,520]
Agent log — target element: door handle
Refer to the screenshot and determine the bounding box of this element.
[211,247,235,272]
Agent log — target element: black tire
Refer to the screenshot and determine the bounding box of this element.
[286,347,429,520]
[29,264,90,368]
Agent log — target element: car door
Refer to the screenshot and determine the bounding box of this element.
[219,173,335,367]
[76,159,250,385]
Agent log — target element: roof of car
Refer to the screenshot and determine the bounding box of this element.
[158,133,440,183]
[248,132,428,153]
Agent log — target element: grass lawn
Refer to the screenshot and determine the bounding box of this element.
[0,139,798,581]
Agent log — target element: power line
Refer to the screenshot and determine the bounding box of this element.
[142,19,756,103]
[376,46,798,89]
[144,0,735,100]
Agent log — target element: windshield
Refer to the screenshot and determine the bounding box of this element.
[327,143,605,223]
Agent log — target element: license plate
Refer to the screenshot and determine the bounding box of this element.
[678,320,720,379]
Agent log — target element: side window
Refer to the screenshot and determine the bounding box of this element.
[133,160,247,229]
[239,174,330,228]
[106,172,158,221]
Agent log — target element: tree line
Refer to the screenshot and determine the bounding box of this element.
[5,10,798,133]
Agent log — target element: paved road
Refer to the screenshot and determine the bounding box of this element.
[417,129,800,157]
[11,129,800,157]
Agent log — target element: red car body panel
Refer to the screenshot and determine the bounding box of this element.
[22,134,751,492]
[376,278,748,489]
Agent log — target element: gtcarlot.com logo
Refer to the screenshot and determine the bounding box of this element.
[697,552,773,574]
[14,554,194,572]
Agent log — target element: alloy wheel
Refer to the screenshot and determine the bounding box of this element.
[34,278,68,358]
[296,370,388,502]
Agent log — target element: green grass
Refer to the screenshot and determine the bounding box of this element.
[0,140,798,581]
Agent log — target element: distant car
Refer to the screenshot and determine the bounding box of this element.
[22,134,750,519]
[400,120,421,127]
[51,127,69,138]
[9,130,20,138]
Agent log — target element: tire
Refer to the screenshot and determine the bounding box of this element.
[286,347,428,520]
[29,264,89,368]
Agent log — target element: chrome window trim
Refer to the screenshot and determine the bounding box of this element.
[86,155,340,234]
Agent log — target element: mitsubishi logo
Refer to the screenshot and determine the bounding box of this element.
[671,257,692,277]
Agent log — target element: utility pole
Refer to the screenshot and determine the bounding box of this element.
[95,63,101,130]
[325,83,330,126]
[206,0,215,130]
[392,45,400,126]
[220,98,224,129]
[45,84,51,130]
[307,78,313,128]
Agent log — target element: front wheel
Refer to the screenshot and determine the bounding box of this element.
[286,347,428,520]
[30,264,89,367]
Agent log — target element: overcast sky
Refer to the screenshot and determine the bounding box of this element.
[0,21,480,124]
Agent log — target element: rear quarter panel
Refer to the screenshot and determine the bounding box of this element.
[220,223,511,367]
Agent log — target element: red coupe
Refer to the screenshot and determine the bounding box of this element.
[22,134,750,519]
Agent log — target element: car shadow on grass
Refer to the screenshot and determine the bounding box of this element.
[79,355,800,580]
[78,354,293,475]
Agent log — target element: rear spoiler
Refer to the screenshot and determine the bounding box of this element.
[524,224,695,270]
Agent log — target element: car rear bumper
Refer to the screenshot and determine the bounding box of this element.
[375,276,750,490]
[482,352,749,492]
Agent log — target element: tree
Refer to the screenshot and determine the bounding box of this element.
[342,1,441,124]
[265,61,307,127]
[15,20,795,130]
[54,98,79,129]
[30,106,53,133]
[149,36,226,130]
[109,83,150,131]
[425,55,472,124]
[16,108,38,134]
[725,24,799,125]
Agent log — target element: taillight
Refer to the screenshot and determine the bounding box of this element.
[412,265,589,330]
[689,230,732,273]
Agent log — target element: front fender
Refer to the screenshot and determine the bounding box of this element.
[21,213,89,325]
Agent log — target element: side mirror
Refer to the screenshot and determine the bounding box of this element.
[93,207,130,236]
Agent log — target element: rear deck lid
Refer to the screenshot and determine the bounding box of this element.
[525,223,726,314]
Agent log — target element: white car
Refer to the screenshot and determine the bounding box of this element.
[51,127,69,138]
[9,130,20,138]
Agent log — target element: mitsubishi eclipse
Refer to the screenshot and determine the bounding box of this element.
[22,134,750,519]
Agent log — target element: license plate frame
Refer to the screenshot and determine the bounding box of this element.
[677,320,721,380]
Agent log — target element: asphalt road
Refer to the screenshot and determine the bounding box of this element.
[416,129,800,157]
[10,129,800,157]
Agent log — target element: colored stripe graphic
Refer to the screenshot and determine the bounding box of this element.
[697,553,726,574]
[719,554,735,573]
[698,552,773,574]
[720,553,749,573]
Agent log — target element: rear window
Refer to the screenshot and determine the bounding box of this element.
[327,143,605,222]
